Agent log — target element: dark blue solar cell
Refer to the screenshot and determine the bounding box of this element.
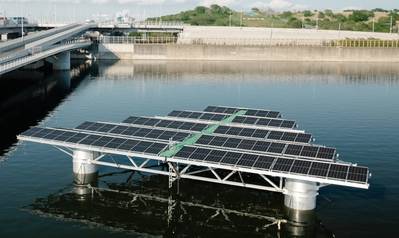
[300,146,319,158]
[267,142,285,154]
[97,124,117,133]
[328,164,349,180]
[236,154,258,167]
[204,150,227,163]
[20,127,43,137]
[66,133,88,143]
[76,121,93,130]
[253,156,275,170]
[308,162,330,177]
[281,120,295,128]
[347,166,368,183]
[290,160,312,175]
[174,146,196,158]
[272,158,294,172]
[220,152,242,165]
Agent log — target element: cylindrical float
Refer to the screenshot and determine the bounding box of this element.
[73,150,99,185]
[284,179,319,210]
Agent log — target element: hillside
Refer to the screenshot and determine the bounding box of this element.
[148,5,399,33]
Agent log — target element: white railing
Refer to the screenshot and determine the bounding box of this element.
[100,36,177,44]
[99,36,399,48]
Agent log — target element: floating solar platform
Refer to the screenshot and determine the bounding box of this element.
[17,106,370,210]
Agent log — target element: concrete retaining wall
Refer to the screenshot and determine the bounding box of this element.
[98,43,399,62]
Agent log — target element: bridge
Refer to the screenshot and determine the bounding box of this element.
[38,21,185,34]
[0,23,95,76]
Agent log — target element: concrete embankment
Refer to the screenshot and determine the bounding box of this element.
[97,44,399,62]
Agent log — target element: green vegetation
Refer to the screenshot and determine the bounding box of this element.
[148,5,399,33]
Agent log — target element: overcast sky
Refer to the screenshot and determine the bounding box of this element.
[0,0,397,23]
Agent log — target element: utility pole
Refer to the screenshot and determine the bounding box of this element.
[240,10,243,27]
[372,18,375,32]
[390,14,393,33]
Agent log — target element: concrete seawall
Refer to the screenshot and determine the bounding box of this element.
[98,44,399,62]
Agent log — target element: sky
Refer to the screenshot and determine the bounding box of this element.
[0,0,397,23]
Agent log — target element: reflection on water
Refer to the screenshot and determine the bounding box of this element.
[28,171,334,238]
[97,60,399,85]
[0,61,92,156]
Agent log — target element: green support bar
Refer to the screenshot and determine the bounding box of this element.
[159,110,247,158]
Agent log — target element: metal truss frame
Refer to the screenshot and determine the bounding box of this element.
[54,145,285,193]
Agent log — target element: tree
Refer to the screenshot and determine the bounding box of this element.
[324,9,334,17]
[349,10,374,22]
[195,6,206,14]
[303,10,313,17]
[280,11,293,18]
[318,11,325,19]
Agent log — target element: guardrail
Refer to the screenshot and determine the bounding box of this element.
[100,36,399,48]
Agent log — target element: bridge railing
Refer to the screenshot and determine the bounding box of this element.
[100,36,178,44]
[0,39,91,74]
[99,36,399,48]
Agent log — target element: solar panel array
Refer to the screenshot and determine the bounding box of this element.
[174,146,368,183]
[168,110,296,129]
[123,116,310,144]
[204,106,281,118]
[214,125,312,143]
[17,105,370,186]
[21,127,168,155]
[195,135,335,160]
[76,121,190,142]
[123,116,208,132]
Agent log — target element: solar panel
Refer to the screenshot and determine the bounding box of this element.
[214,125,312,143]
[308,162,330,177]
[203,106,281,118]
[20,127,168,156]
[347,166,369,183]
[123,116,208,132]
[168,110,229,122]
[272,158,294,172]
[76,121,191,143]
[169,110,295,129]
[328,164,349,180]
[195,135,334,161]
[290,160,312,174]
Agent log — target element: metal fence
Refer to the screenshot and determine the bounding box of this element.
[100,36,399,48]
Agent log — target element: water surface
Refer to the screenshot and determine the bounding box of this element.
[0,60,398,237]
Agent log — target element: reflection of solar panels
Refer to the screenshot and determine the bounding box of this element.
[17,106,370,192]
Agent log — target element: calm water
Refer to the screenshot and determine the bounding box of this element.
[0,60,398,237]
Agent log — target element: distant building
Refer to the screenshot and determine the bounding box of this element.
[9,17,29,25]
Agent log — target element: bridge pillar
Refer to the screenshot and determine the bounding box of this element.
[284,179,319,210]
[53,51,71,70]
[73,150,98,185]
[1,33,7,41]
